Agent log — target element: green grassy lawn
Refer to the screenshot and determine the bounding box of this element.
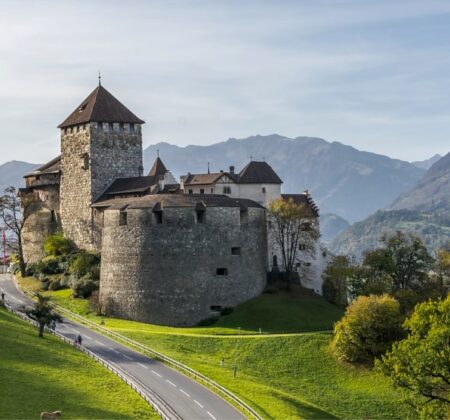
[0,306,157,420]
[17,276,413,419]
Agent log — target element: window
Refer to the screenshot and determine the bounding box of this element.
[108,122,113,132]
[298,243,306,251]
[130,123,135,133]
[188,189,193,194]
[231,247,241,256]
[50,210,56,223]
[210,305,222,312]
[119,211,127,226]
[262,187,266,193]
[97,122,103,131]
[196,209,206,224]
[154,211,163,224]
[210,188,214,194]
[304,262,312,267]
[240,208,248,224]
[82,153,89,170]
[200,189,204,194]
[223,186,231,194]
[119,123,124,133]
[78,103,87,112]
[216,268,228,276]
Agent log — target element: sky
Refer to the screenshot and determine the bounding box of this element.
[0,0,449,164]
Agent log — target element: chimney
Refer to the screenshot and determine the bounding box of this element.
[229,165,235,174]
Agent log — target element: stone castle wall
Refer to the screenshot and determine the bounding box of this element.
[21,185,61,263]
[60,122,143,250]
[99,205,267,326]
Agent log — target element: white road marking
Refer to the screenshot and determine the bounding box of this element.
[94,340,106,346]
[166,379,176,387]
[112,349,120,354]
[180,389,190,398]
[194,400,204,409]
[138,362,148,369]
[84,335,93,341]
[151,370,162,378]
[207,411,216,420]
[123,354,133,360]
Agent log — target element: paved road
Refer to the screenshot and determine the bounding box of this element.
[0,274,245,420]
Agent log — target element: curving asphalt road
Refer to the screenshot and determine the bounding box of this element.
[0,274,245,420]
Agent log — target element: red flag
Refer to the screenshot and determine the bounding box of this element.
[2,231,6,266]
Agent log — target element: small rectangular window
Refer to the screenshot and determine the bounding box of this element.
[299,243,306,251]
[210,305,222,312]
[154,212,163,224]
[262,187,266,193]
[223,186,231,194]
[200,189,204,194]
[130,123,135,133]
[119,123,124,133]
[211,188,214,194]
[231,247,241,256]
[188,189,193,194]
[216,268,228,276]
[196,210,206,224]
[240,208,248,224]
[119,212,127,226]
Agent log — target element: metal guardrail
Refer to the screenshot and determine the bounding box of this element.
[2,301,179,420]
[23,288,262,420]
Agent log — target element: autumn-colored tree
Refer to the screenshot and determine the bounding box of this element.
[331,294,404,364]
[377,295,450,418]
[267,197,319,280]
[0,187,39,276]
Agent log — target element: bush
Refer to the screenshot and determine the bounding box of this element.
[48,278,62,291]
[331,294,404,364]
[72,274,99,298]
[44,232,75,256]
[69,252,100,279]
[39,257,63,275]
[25,262,40,277]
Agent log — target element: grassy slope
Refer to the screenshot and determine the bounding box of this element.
[0,307,157,420]
[18,276,413,419]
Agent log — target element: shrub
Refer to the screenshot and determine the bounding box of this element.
[44,232,75,256]
[39,256,63,275]
[72,274,99,298]
[331,294,404,364]
[69,252,100,279]
[25,262,40,277]
[48,278,62,291]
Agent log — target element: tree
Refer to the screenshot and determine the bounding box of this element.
[434,249,450,295]
[267,197,319,285]
[26,293,61,338]
[331,294,404,364]
[377,296,450,418]
[322,255,353,307]
[0,186,39,276]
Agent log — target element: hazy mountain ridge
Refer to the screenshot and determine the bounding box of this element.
[411,154,442,170]
[0,160,40,193]
[330,152,450,257]
[144,135,424,223]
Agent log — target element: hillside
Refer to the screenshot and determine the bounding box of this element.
[411,154,442,170]
[0,160,39,192]
[144,135,424,222]
[25,279,413,419]
[330,152,450,257]
[0,307,155,419]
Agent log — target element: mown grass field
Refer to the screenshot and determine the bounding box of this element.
[18,275,414,419]
[0,306,157,420]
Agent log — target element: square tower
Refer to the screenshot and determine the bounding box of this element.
[58,84,145,250]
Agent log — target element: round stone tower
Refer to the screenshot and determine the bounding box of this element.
[98,194,268,326]
[58,84,145,250]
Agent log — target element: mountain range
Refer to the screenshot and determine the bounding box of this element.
[329,152,450,257]
[143,135,425,223]
[0,161,39,194]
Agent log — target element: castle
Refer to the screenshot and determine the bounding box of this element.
[21,83,327,326]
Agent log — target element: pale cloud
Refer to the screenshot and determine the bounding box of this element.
[0,0,449,164]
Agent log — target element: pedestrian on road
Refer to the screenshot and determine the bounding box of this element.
[1,292,4,301]
[77,335,82,346]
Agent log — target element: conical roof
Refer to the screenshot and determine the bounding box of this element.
[58,85,145,128]
[148,157,168,177]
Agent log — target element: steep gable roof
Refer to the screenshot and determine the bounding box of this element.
[58,85,145,128]
[148,157,168,177]
[238,161,282,184]
[24,155,61,178]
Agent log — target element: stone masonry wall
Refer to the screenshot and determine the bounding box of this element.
[60,122,143,250]
[99,206,267,326]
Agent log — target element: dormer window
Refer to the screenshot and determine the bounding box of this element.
[78,103,87,112]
